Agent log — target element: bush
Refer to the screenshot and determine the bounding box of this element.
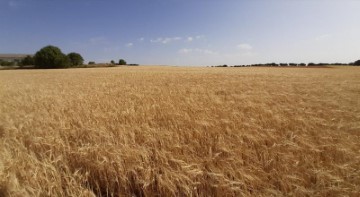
[119,59,127,65]
[34,45,70,69]
[67,52,84,66]
[110,60,115,65]
[88,61,96,65]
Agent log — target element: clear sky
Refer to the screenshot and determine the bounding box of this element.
[1,0,360,66]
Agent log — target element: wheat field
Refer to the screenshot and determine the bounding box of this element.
[0,66,359,196]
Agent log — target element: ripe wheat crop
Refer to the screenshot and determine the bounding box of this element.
[0,66,359,196]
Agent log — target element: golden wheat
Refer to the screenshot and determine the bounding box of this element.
[0,66,359,196]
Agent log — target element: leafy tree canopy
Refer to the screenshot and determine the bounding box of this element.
[119,59,127,65]
[67,52,84,66]
[34,45,70,69]
[354,60,360,66]
[21,55,34,66]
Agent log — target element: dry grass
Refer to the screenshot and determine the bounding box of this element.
[0,66,359,196]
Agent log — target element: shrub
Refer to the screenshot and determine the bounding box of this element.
[88,61,95,65]
[34,45,70,69]
[67,52,84,66]
[110,60,115,65]
[119,59,127,65]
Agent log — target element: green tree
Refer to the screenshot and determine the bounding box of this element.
[21,55,35,66]
[119,59,127,65]
[0,60,15,66]
[34,45,70,69]
[110,60,115,65]
[354,60,360,66]
[67,52,84,66]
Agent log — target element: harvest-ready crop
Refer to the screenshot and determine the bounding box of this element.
[0,66,359,196]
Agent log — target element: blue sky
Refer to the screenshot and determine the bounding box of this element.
[1,0,360,66]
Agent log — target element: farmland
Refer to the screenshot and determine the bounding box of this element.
[0,66,359,196]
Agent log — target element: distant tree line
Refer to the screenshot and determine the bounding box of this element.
[3,45,359,68]
[212,61,360,67]
[109,59,134,66]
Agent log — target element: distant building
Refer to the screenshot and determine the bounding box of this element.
[0,54,33,65]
